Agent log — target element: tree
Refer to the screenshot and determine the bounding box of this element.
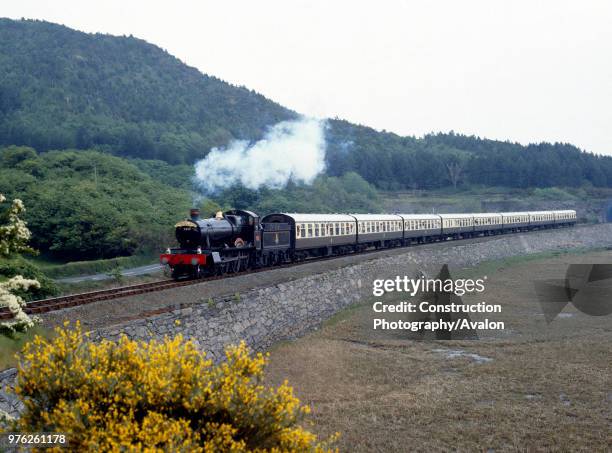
[444,154,467,189]
[0,193,40,336]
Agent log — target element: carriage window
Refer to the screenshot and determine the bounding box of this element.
[314,224,319,237]
[307,224,313,237]
[296,225,302,238]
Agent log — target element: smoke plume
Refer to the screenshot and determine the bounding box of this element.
[194,117,326,193]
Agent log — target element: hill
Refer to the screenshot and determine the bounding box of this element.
[0,18,294,164]
[2,18,612,191]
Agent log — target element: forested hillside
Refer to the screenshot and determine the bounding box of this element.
[0,18,294,164]
[2,18,611,191]
[326,121,612,190]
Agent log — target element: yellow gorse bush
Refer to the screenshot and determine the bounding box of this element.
[9,322,337,452]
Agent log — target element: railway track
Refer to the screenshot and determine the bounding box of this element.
[0,279,191,320]
[0,225,578,321]
[0,261,286,320]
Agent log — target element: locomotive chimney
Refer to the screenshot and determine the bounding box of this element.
[190,208,200,220]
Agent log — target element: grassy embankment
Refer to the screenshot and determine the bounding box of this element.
[264,247,612,451]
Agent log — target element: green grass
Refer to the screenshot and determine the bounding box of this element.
[0,325,54,371]
[54,272,164,296]
[31,253,158,279]
[455,246,608,279]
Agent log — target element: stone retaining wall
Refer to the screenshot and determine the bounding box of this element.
[2,223,611,418]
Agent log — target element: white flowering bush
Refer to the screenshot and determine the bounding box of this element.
[0,276,41,335]
[0,193,40,336]
[0,194,34,257]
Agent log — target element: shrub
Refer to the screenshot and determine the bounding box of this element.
[9,323,337,452]
[0,256,58,301]
[0,193,41,335]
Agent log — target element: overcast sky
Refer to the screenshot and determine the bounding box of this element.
[4,1,612,155]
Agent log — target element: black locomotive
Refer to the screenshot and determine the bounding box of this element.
[161,208,261,278]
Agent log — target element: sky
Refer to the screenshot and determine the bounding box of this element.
[3,1,612,155]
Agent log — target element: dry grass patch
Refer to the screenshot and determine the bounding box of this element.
[265,250,612,452]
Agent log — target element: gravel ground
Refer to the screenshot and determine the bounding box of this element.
[41,224,609,331]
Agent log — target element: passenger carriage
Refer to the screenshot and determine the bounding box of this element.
[501,212,530,232]
[398,214,442,243]
[260,213,357,259]
[528,211,556,229]
[553,210,577,226]
[350,214,404,249]
[439,213,474,238]
[473,213,503,235]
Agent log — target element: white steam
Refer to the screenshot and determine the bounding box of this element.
[194,117,326,193]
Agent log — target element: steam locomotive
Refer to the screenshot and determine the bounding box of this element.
[160,208,577,280]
